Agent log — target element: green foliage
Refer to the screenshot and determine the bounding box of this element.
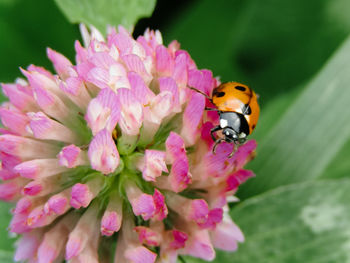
[0,203,15,255]
[0,252,14,263]
[238,36,350,198]
[54,0,156,32]
[162,0,350,105]
[0,0,79,83]
[183,179,350,263]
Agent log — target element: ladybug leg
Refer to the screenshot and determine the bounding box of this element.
[210,125,222,141]
[188,86,213,103]
[228,144,238,158]
[205,107,219,111]
[213,138,225,154]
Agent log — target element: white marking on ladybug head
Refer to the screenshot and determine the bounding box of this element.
[220,119,228,128]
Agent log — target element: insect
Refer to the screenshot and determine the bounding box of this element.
[190,82,260,158]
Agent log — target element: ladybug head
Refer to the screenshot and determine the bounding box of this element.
[222,127,237,142]
[222,127,246,144]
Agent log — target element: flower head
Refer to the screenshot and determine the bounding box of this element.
[0,25,257,262]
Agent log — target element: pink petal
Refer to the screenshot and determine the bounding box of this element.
[158,77,181,112]
[198,208,223,229]
[0,150,21,171]
[143,28,163,48]
[85,88,120,135]
[1,83,38,112]
[211,217,244,251]
[116,88,143,136]
[124,246,157,263]
[0,168,19,180]
[188,69,216,98]
[66,238,82,260]
[44,190,70,215]
[0,178,22,201]
[202,143,238,178]
[23,174,67,197]
[200,121,215,147]
[226,169,255,191]
[168,157,191,193]
[165,193,211,226]
[65,202,100,260]
[169,230,188,249]
[47,47,73,80]
[14,159,67,179]
[168,40,180,55]
[142,150,167,182]
[165,132,186,162]
[21,67,65,101]
[58,144,88,168]
[90,52,117,69]
[144,91,173,125]
[122,54,151,81]
[74,40,88,63]
[13,196,35,214]
[14,231,43,261]
[134,226,161,246]
[68,240,99,263]
[153,189,168,221]
[0,107,30,136]
[128,71,154,105]
[125,181,155,220]
[100,193,123,236]
[156,45,174,76]
[109,63,131,90]
[172,52,188,86]
[231,140,257,169]
[10,213,30,233]
[26,205,48,227]
[86,67,110,89]
[88,129,120,174]
[22,181,43,196]
[27,64,56,80]
[188,199,210,224]
[175,50,197,70]
[29,83,73,125]
[101,211,121,236]
[27,111,79,143]
[112,30,133,55]
[70,177,104,209]
[59,77,91,111]
[183,229,215,261]
[180,92,205,146]
[0,134,60,160]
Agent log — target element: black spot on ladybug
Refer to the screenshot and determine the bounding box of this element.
[252,124,256,130]
[243,104,252,115]
[235,85,246,91]
[215,92,226,97]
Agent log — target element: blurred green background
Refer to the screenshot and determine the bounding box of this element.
[2,0,350,262]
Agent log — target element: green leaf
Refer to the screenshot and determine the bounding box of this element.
[238,35,350,199]
[0,0,79,83]
[164,0,350,105]
[182,179,350,263]
[54,0,156,33]
[321,137,350,179]
[0,251,14,263]
[0,202,15,253]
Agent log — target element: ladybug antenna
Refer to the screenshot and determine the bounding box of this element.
[188,86,213,103]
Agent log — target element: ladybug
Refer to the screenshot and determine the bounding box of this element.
[190,82,260,157]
